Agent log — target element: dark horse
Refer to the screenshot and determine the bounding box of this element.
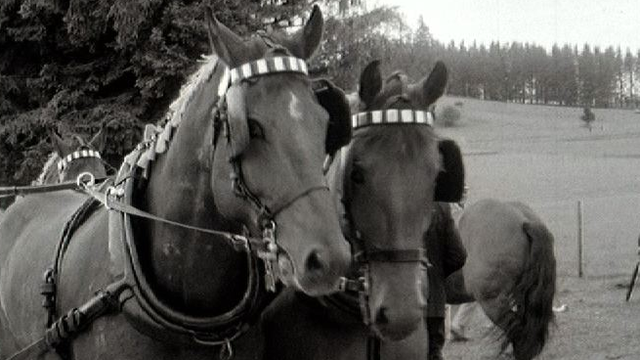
[34,128,108,185]
[262,60,465,359]
[0,6,351,360]
[446,199,556,360]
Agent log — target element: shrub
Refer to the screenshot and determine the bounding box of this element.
[580,107,595,130]
[580,107,595,122]
[454,100,464,107]
[439,105,462,127]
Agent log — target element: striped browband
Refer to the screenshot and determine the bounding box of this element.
[57,149,101,171]
[229,56,308,84]
[351,110,434,129]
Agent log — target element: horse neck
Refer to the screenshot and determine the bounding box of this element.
[140,100,249,316]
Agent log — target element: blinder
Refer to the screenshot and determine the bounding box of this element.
[312,79,352,156]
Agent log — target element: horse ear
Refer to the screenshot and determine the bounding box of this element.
[281,5,324,60]
[205,6,245,67]
[434,139,465,202]
[49,128,72,156]
[89,124,107,153]
[414,61,448,108]
[358,60,382,109]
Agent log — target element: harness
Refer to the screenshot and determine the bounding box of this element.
[7,53,320,360]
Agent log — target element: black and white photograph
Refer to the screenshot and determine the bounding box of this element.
[0,1,639,359]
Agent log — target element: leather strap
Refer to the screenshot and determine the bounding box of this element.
[82,185,268,254]
[0,177,109,198]
[355,248,425,263]
[7,281,127,360]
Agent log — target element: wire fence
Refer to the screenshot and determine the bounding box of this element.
[517,193,640,278]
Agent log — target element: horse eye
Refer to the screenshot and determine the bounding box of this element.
[247,118,265,139]
[351,166,365,185]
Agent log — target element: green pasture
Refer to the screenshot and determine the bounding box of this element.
[437,97,640,278]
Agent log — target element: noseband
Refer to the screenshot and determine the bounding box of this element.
[337,109,434,325]
[215,55,329,291]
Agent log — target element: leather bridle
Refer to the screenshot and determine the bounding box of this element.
[213,55,330,291]
[336,140,427,326]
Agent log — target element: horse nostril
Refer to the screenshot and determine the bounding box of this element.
[376,307,389,325]
[304,250,326,274]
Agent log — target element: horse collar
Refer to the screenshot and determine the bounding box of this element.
[105,152,272,350]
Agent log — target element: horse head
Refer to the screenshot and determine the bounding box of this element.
[206,6,351,296]
[331,60,464,340]
[45,126,108,184]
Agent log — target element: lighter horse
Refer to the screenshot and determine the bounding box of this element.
[446,199,556,360]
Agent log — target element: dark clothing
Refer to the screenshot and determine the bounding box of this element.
[423,202,467,317]
[426,317,446,360]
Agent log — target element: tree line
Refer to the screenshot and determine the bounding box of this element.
[1,0,638,186]
[317,9,640,109]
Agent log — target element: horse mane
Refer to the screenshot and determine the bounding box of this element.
[122,55,224,176]
[161,55,222,129]
[379,70,410,100]
[127,40,294,175]
[33,152,60,185]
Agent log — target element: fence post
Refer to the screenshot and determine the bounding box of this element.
[577,200,584,277]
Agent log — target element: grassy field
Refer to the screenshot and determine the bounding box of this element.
[435,97,640,359]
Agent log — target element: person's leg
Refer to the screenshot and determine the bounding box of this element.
[427,317,445,360]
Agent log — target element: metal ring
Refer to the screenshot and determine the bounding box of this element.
[76,172,95,189]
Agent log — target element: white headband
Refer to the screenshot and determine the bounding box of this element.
[351,109,434,129]
[57,149,101,171]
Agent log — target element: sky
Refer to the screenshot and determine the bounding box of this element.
[376,0,640,52]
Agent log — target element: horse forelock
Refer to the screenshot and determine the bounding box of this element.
[381,71,409,98]
[352,126,440,173]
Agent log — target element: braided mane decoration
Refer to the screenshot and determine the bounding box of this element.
[124,55,227,175]
[123,53,310,177]
[33,153,61,185]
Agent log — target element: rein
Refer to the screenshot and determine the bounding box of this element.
[81,183,269,254]
[0,175,109,199]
